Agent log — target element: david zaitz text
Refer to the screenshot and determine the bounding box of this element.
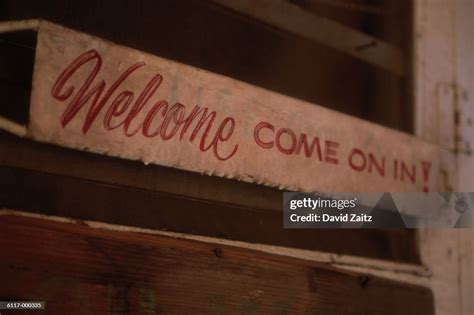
[283,194,374,228]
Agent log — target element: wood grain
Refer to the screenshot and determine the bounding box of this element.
[0,212,434,314]
[211,0,404,75]
[0,131,421,263]
[0,19,442,192]
[0,163,420,263]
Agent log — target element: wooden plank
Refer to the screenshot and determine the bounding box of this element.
[0,163,420,263]
[211,0,405,75]
[0,211,434,314]
[453,3,474,314]
[0,131,280,211]
[413,0,474,313]
[0,20,449,192]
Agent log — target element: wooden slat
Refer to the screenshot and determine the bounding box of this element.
[0,212,434,314]
[211,0,405,75]
[0,131,279,212]
[0,165,420,263]
[0,19,443,193]
[413,1,474,313]
[0,132,421,263]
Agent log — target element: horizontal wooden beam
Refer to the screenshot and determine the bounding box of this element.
[0,131,421,263]
[0,131,279,211]
[211,0,405,75]
[0,211,434,314]
[0,157,420,263]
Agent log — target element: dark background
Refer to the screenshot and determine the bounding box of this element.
[0,0,413,131]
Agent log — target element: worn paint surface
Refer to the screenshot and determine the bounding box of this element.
[0,20,448,192]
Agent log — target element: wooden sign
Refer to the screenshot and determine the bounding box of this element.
[0,211,434,314]
[0,20,448,192]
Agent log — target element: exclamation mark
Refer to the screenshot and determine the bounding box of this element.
[421,160,432,192]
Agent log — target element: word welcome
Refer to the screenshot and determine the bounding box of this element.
[51,50,238,161]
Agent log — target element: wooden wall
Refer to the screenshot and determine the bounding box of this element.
[0,131,420,263]
[0,1,442,313]
[0,211,434,314]
[0,0,411,131]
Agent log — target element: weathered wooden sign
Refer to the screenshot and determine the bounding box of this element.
[0,20,448,192]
